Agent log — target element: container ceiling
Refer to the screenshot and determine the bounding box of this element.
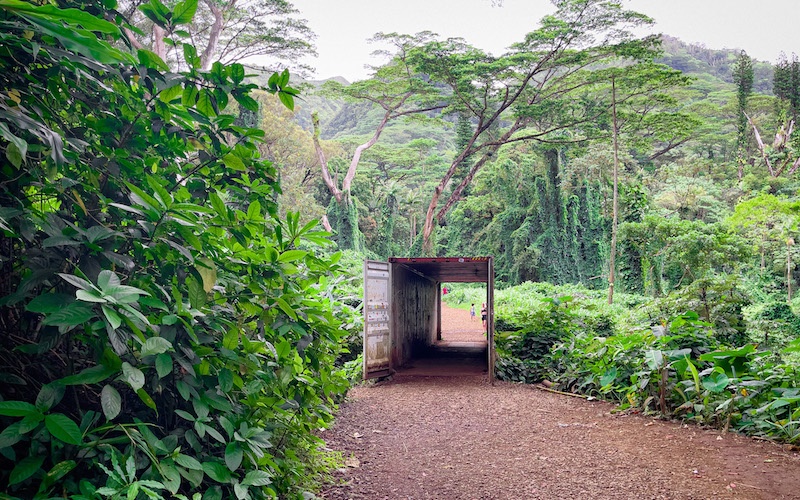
[389,257,491,283]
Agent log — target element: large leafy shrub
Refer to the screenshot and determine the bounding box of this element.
[0,0,355,497]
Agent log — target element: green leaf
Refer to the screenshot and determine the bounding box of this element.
[137,388,157,411]
[175,453,203,470]
[155,353,172,378]
[41,301,96,327]
[25,293,73,314]
[224,442,242,471]
[18,412,43,434]
[9,454,44,485]
[159,84,183,103]
[182,84,199,106]
[202,461,231,483]
[139,0,170,23]
[182,43,200,69]
[122,362,145,391]
[0,401,38,417]
[97,269,121,289]
[242,470,272,486]
[644,349,663,370]
[5,141,22,167]
[196,89,216,117]
[600,367,618,387]
[45,413,83,445]
[209,191,228,220]
[275,297,297,320]
[234,482,248,500]
[233,93,258,112]
[160,462,181,494]
[218,368,233,393]
[58,364,116,385]
[102,304,122,329]
[42,460,76,486]
[277,91,294,111]
[0,123,27,161]
[141,337,173,356]
[36,383,64,412]
[278,250,307,263]
[172,0,197,24]
[702,371,730,393]
[136,48,167,70]
[58,273,95,291]
[222,153,245,171]
[3,0,120,33]
[230,63,245,84]
[277,68,290,88]
[76,289,106,303]
[187,276,206,309]
[195,258,217,293]
[0,422,23,448]
[101,384,122,420]
[222,329,239,350]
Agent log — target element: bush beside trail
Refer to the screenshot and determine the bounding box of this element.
[0,0,359,497]
[493,282,800,444]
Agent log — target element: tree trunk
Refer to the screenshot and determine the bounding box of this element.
[200,0,227,70]
[422,122,521,253]
[311,112,343,203]
[153,25,166,61]
[608,75,619,305]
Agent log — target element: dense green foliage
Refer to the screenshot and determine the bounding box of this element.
[5,0,800,494]
[0,0,358,498]
[489,283,800,442]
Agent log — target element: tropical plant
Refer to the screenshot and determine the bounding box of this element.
[0,0,355,498]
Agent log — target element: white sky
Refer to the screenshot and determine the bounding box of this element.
[289,0,800,81]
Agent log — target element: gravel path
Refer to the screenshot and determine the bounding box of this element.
[318,305,800,499]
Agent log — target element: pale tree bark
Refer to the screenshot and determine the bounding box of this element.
[422,121,523,250]
[123,27,145,50]
[153,25,166,61]
[311,111,391,203]
[748,115,800,177]
[200,0,227,71]
[311,112,343,204]
[320,214,333,233]
[312,94,441,204]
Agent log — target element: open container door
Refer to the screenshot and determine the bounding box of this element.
[363,260,392,379]
[487,256,495,380]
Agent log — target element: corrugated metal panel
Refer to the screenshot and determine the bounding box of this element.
[388,257,491,282]
[363,260,391,379]
[363,256,494,381]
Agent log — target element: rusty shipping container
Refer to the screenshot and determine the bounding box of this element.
[363,257,495,380]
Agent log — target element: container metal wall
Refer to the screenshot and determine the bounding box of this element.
[390,264,439,368]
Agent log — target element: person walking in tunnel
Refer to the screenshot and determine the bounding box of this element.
[480,303,487,332]
[470,303,476,321]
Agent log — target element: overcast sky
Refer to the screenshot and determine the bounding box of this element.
[288,0,800,81]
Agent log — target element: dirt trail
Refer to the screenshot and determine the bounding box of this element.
[319,305,800,500]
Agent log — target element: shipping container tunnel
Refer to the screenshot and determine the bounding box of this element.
[363,257,495,380]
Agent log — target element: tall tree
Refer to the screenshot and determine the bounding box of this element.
[409,0,665,253]
[774,53,800,123]
[121,0,316,71]
[608,74,620,304]
[310,32,446,250]
[596,62,696,302]
[732,50,754,180]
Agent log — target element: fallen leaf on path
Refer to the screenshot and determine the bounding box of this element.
[345,456,360,468]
